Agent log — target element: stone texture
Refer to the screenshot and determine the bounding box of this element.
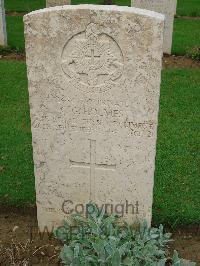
[132,0,177,54]
[46,0,70,7]
[0,0,7,46]
[174,0,177,15]
[24,5,164,231]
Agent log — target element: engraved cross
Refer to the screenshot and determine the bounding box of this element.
[86,48,100,66]
[69,139,116,201]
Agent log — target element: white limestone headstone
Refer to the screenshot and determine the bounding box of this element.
[174,0,177,15]
[46,0,70,7]
[0,0,7,46]
[24,5,164,231]
[132,0,177,54]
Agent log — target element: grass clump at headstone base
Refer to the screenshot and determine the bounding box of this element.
[0,60,199,226]
[0,60,35,206]
[186,47,200,61]
[172,18,200,56]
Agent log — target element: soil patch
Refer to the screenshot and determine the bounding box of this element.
[170,226,200,265]
[0,208,199,265]
[163,55,200,69]
[0,208,61,265]
[6,11,27,16]
[0,53,26,61]
[175,15,200,20]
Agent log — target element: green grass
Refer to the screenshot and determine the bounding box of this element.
[5,16,200,56]
[5,0,45,13]
[0,61,35,206]
[172,18,200,55]
[114,0,130,6]
[4,0,105,11]
[153,69,200,226]
[116,0,200,14]
[6,16,25,51]
[177,0,200,17]
[5,7,200,55]
[0,61,199,225]
[4,0,200,16]
[2,0,200,226]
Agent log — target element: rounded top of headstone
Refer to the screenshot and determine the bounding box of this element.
[24,4,165,22]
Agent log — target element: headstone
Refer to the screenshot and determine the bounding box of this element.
[174,0,177,15]
[132,0,177,54]
[24,5,164,231]
[46,0,70,7]
[0,0,7,46]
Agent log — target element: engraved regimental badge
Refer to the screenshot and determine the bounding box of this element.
[61,23,124,93]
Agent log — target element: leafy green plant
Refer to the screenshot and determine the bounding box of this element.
[0,45,23,55]
[186,46,200,61]
[0,45,13,55]
[171,250,196,266]
[54,203,196,265]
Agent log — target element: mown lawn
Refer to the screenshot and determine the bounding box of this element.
[4,2,200,55]
[0,60,199,226]
[6,16,24,51]
[4,0,104,11]
[177,0,200,17]
[5,0,45,12]
[172,18,200,55]
[5,0,200,55]
[5,0,200,16]
[0,61,35,206]
[153,69,200,226]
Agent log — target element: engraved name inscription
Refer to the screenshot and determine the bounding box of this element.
[32,107,155,137]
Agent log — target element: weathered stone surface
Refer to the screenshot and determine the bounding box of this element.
[24,5,164,230]
[46,0,70,7]
[0,0,7,46]
[174,0,177,15]
[132,0,177,54]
